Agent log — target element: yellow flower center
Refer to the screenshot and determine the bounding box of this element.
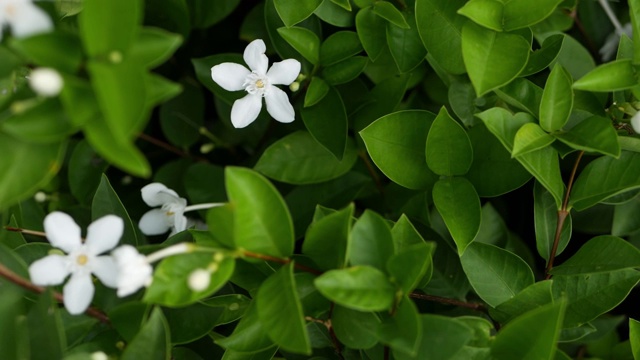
[255,80,264,88]
[76,254,88,266]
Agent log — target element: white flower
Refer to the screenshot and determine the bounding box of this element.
[138,183,224,236]
[631,111,640,134]
[210,39,301,128]
[111,245,153,297]
[29,67,63,97]
[28,212,122,315]
[0,0,53,41]
[187,268,212,292]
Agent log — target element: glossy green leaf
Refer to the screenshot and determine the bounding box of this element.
[226,167,294,257]
[79,0,142,56]
[387,242,434,294]
[91,174,139,246]
[432,177,481,255]
[314,266,395,311]
[573,59,638,92]
[491,301,565,360]
[360,110,438,190]
[10,32,82,73]
[378,298,421,356]
[0,135,65,210]
[386,10,426,73]
[460,242,535,307]
[277,26,320,64]
[192,54,244,106]
[332,305,380,349]
[0,283,26,359]
[494,78,543,117]
[491,280,554,324]
[462,22,530,96]
[540,63,573,132]
[304,77,330,108]
[321,56,368,84]
[458,0,563,31]
[187,0,241,28]
[121,307,170,360]
[612,197,640,236]
[426,107,473,176]
[477,108,534,151]
[320,31,363,66]
[551,236,640,275]
[521,34,564,77]
[68,140,109,206]
[391,215,427,251]
[570,151,640,211]
[356,7,387,61]
[216,302,274,352]
[516,146,564,209]
[301,86,348,159]
[373,1,409,29]
[554,116,620,158]
[303,203,353,270]
[415,0,467,75]
[159,81,204,148]
[350,210,395,270]
[534,182,571,262]
[512,123,555,157]
[274,0,322,27]
[315,0,354,27]
[631,318,640,359]
[553,269,640,327]
[131,27,183,69]
[0,46,22,78]
[255,131,357,184]
[396,315,472,360]
[27,292,65,360]
[2,99,76,143]
[257,263,310,355]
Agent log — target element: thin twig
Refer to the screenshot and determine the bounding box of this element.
[409,292,487,312]
[138,133,209,162]
[566,8,599,58]
[0,262,110,324]
[4,226,46,237]
[241,250,323,275]
[358,151,385,195]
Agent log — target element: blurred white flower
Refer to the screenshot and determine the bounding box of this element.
[187,268,212,292]
[210,39,301,128]
[28,212,121,315]
[138,183,223,236]
[631,111,640,134]
[0,0,53,40]
[600,22,633,61]
[29,67,63,97]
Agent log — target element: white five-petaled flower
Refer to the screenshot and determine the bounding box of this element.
[28,212,122,315]
[0,0,53,41]
[210,39,301,128]
[139,183,224,236]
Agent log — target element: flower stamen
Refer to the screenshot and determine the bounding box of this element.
[76,254,88,266]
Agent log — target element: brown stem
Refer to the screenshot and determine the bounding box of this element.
[0,262,110,324]
[394,0,407,10]
[327,303,343,359]
[241,250,323,275]
[566,9,600,58]
[358,151,385,195]
[545,151,584,278]
[138,133,209,163]
[4,226,46,237]
[409,292,486,312]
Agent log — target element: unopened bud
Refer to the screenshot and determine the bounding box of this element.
[188,268,211,292]
[109,51,123,64]
[200,143,215,154]
[631,112,640,134]
[29,68,63,97]
[289,82,300,92]
[34,191,47,203]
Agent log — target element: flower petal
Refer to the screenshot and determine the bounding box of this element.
[112,245,153,297]
[172,211,188,234]
[141,183,181,207]
[85,215,123,255]
[632,112,640,134]
[44,212,82,253]
[265,86,295,123]
[211,63,250,91]
[267,59,301,85]
[243,39,268,74]
[6,3,53,39]
[29,254,70,286]
[231,94,262,128]
[139,209,171,235]
[63,273,94,315]
[91,256,118,288]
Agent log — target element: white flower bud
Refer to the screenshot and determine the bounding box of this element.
[631,112,640,134]
[29,68,63,97]
[187,268,211,292]
[289,81,300,92]
[34,191,47,203]
[90,351,108,360]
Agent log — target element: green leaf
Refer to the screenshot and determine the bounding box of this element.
[68,140,109,206]
[356,7,387,61]
[573,59,638,92]
[554,116,620,158]
[0,283,26,359]
[458,0,563,31]
[192,54,244,106]
[512,123,555,157]
[254,131,358,185]
[521,34,564,77]
[570,151,640,211]
[2,99,76,143]
[320,31,363,66]
[131,27,183,69]
[391,215,428,251]
[460,242,535,307]
[91,174,139,246]
[386,10,426,73]
[301,86,348,159]
[477,108,533,151]
[378,298,421,356]
[332,305,380,349]
[613,197,640,236]
[387,242,434,295]
[630,318,640,360]
[494,78,543,117]
[0,135,65,210]
[304,76,330,107]
[274,0,322,27]
[491,302,565,360]
[216,302,274,352]
[27,292,65,360]
[373,1,409,28]
[534,182,571,262]
[0,46,22,79]
[540,64,573,132]
[79,0,142,57]
[426,107,473,176]
[517,146,565,209]
[415,0,467,75]
[121,307,170,360]
[314,266,395,311]
[10,32,83,73]
[551,236,640,275]
[159,81,204,148]
[315,0,354,27]
[395,315,473,360]
[321,56,368,85]
[302,203,353,270]
[432,177,481,255]
[491,280,554,324]
[257,263,310,355]
[277,26,320,64]
[360,110,438,190]
[226,167,294,257]
[554,269,640,328]
[461,22,530,96]
[187,0,241,28]
[350,210,395,270]
[144,253,235,307]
